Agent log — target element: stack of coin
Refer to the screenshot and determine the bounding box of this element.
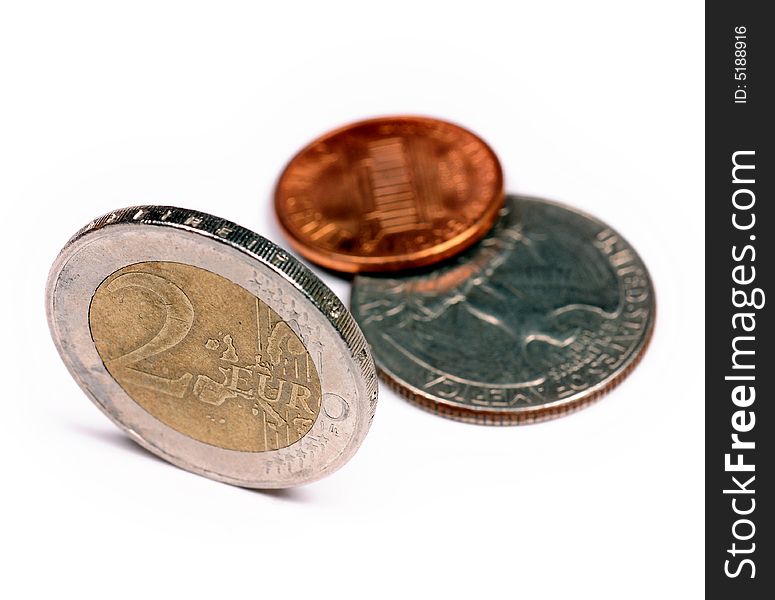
[46,115,655,489]
[274,116,655,425]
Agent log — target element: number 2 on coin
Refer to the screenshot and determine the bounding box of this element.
[105,271,195,397]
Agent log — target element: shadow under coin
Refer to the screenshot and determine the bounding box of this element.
[245,486,314,504]
[68,421,168,465]
[67,421,316,503]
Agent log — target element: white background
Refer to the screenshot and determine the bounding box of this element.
[0,2,704,598]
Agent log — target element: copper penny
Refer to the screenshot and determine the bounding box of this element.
[274,116,504,273]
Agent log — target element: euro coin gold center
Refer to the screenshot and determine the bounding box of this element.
[89,261,322,452]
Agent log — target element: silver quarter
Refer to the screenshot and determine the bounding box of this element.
[351,195,655,424]
[47,206,378,487]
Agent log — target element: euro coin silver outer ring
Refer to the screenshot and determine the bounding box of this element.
[46,206,378,488]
